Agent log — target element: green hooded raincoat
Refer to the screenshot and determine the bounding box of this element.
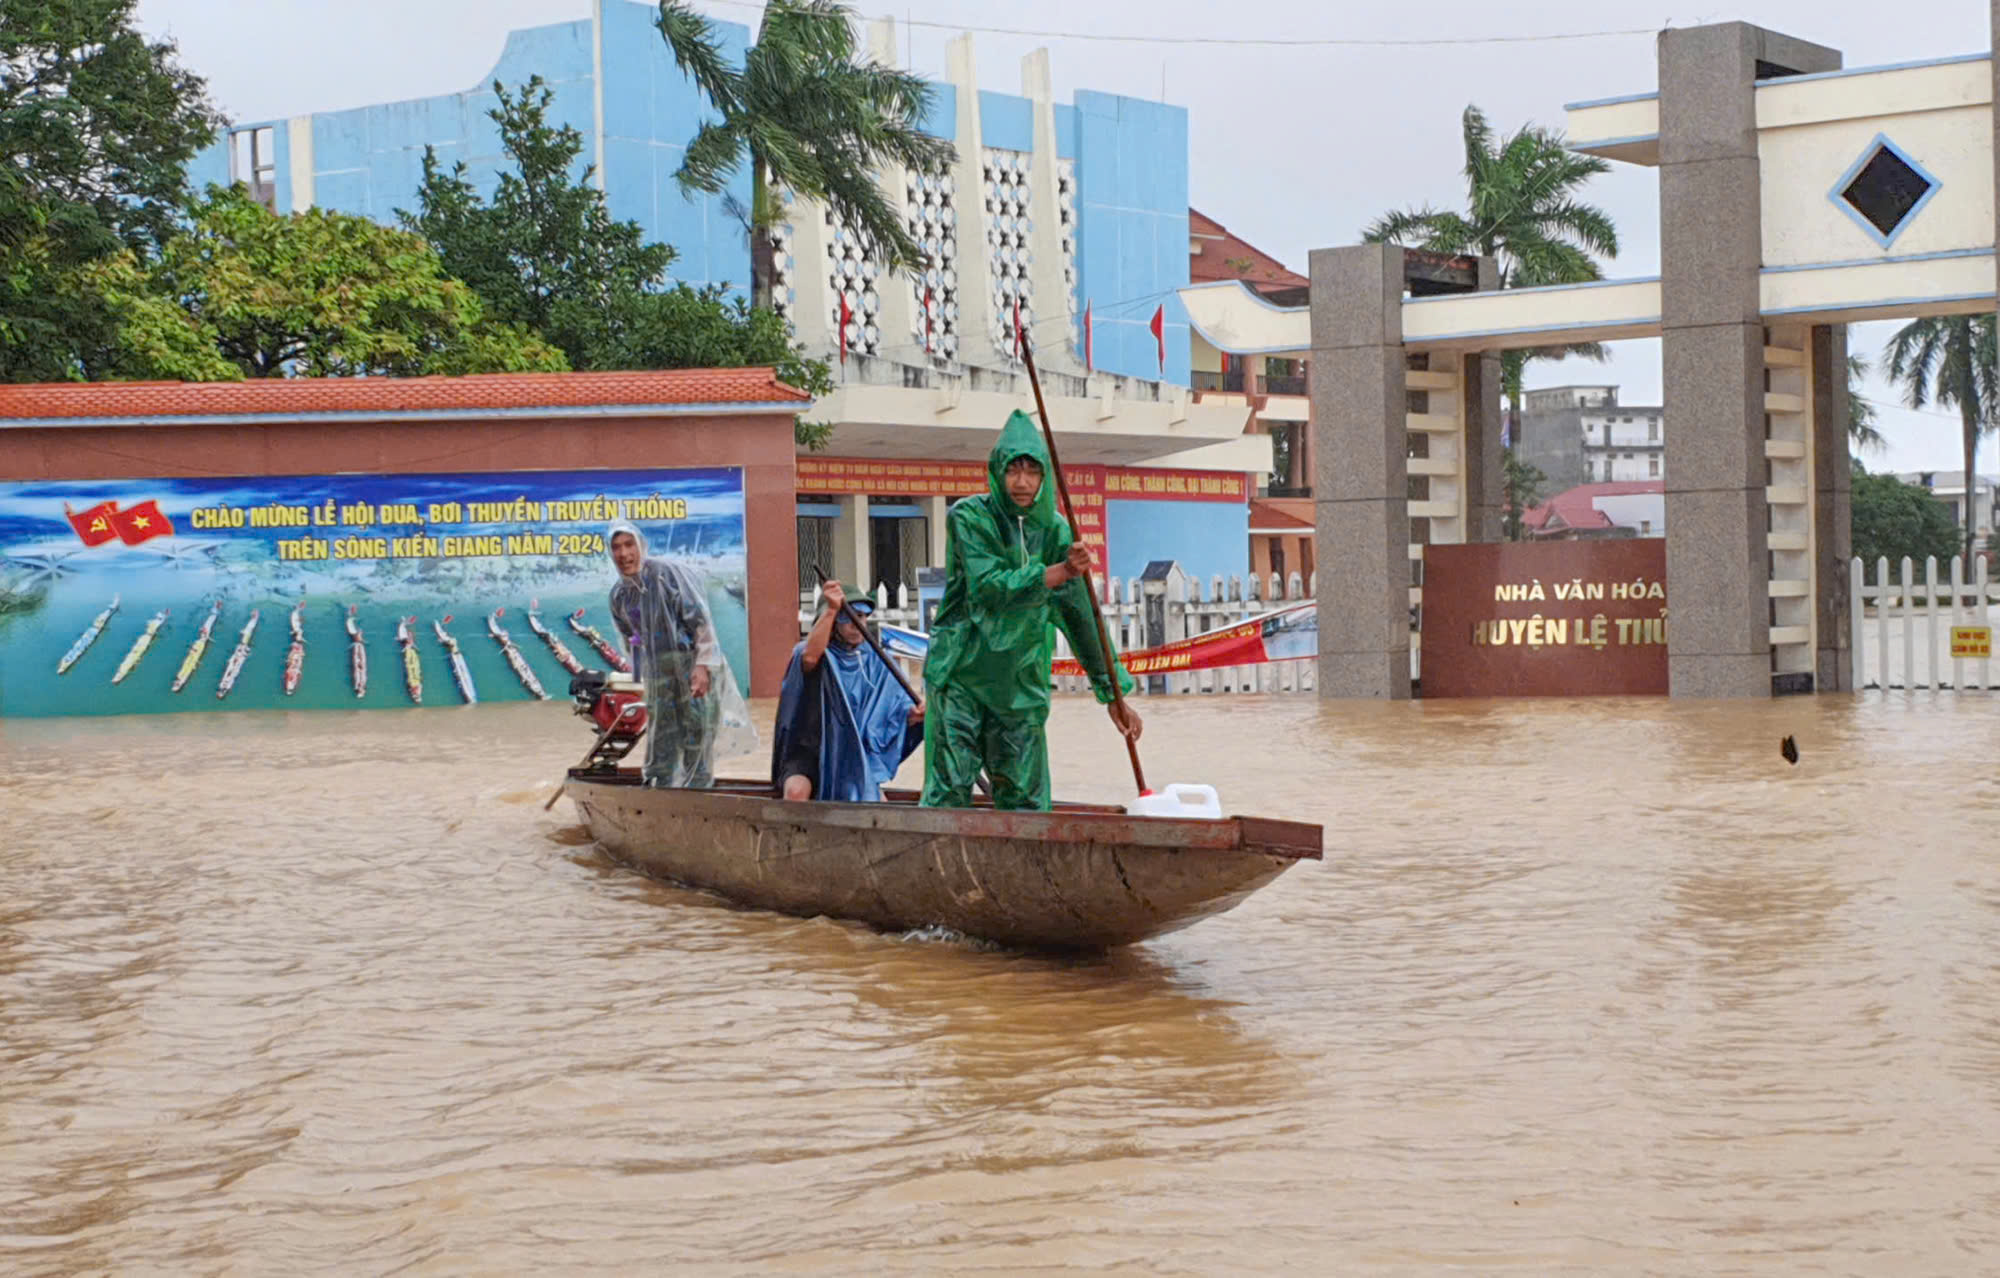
[920,410,1134,811]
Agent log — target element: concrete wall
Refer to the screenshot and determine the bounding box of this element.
[190,7,1196,385]
[0,412,800,696]
[1071,92,1192,386]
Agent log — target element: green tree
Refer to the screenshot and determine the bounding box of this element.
[1502,449,1547,542]
[1,0,224,381]
[656,0,956,309]
[1848,351,1884,453]
[1884,314,1999,564]
[404,78,676,363]
[1851,469,1961,572]
[403,78,834,445]
[1363,105,1620,438]
[98,186,564,380]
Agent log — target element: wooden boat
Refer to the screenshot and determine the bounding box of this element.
[562,772,1321,951]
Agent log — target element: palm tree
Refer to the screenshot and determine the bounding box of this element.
[1363,106,1620,442]
[1884,315,1999,565]
[656,0,956,311]
[1847,351,1885,453]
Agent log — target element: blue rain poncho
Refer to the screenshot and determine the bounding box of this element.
[771,592,922,802]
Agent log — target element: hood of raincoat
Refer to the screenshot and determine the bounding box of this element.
[607,520,647,579]
[987,410,1059,530]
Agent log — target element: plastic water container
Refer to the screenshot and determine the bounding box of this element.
[1125,783,1224,820]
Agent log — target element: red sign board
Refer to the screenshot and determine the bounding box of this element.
[1419,540,1668,697]
[796,458,1242,574]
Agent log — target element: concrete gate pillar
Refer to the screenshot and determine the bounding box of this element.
[1310,246,1502,698]
[1310,245,1411,699]
[1658,24,1842,697]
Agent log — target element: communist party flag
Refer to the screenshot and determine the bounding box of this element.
[65,501,121,547]
[110,499,175,545]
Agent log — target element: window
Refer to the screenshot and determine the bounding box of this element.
[230,126,278,211]
[1648,419,1660,441]
[1640,520,1652,535]
[1648,456,1660,477]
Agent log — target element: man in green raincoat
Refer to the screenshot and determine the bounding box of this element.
[921,410,1140,811]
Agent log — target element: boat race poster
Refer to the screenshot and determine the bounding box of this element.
[0,468,747,717]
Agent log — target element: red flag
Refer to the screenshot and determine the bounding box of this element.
[65,500,121,547]
[1012,296,1023,359]
[1083,300,1093,372]
[837,292,852,362]
[1149,304,1166,374]
[923,286,935,356]
[110,499,174,545]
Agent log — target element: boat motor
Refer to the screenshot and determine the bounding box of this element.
[568,670,649,772]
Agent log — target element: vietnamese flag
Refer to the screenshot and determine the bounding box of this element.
[1149,304,1166,374]
[65,500,122,547]
[111,499,175,545]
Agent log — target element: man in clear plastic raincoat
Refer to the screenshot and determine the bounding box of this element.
[607,520,756,788]
[920,410,1140,811]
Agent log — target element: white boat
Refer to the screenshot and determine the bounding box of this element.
[432,616,477,704]
[346,606,367,698]
[217,610,260,700]
[487,608,548,699]
[57,594,120,674]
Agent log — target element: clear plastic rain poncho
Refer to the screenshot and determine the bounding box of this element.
[605,520,757,787]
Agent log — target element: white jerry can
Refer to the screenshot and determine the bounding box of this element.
[1125,783,1224,820]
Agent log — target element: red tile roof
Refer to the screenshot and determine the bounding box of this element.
[1188,208,1309,292]
[1524,480,1663,532]
[0,368,812,421]
[1249,497,1314,531]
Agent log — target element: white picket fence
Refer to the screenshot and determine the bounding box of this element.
[798,571,1318,696]
[1849,554,2000,690]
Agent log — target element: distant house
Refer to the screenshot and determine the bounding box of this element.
[1893,471,1999,540]
[1516,384,1666,493]
[1523,480,1665,539]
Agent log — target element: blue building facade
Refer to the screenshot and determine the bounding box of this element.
[191,0,1193,388]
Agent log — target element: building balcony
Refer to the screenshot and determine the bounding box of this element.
[1193,369,1247,393]
[1260,373,1308,396]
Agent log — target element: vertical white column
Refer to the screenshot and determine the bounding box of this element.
[286,116,314,211]
[944,36,996,364]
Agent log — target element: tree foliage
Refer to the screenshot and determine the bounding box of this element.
[98,186,565,380]
[1502,449,1548,543]
[1363,105,1620,432]
[404,78,834,444]
[1,0,224,381]
[656,0,955,308]
[404,78,676,363]
[1851,469,1962,571]
[1884,315,2000,564]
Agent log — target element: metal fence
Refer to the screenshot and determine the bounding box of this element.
[800,568,1317,696]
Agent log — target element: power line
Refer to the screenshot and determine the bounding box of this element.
[693,0,1661,49]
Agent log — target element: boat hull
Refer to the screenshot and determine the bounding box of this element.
[567,775,1320,951]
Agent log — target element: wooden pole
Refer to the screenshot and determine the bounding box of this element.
[1017,341,1148,795]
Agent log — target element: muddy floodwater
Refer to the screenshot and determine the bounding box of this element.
[5,693,2000,1274]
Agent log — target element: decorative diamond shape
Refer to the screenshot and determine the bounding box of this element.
[1829,134,1940,248]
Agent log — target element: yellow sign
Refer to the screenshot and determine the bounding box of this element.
[1951,625,1992,658]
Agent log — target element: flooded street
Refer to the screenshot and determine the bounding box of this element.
[5,692,2000,1274]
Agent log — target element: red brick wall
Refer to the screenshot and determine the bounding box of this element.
[0,411,800,694]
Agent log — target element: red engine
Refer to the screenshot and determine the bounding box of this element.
[569,670,649,772]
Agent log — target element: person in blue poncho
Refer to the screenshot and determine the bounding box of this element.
[772,581,925,802]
